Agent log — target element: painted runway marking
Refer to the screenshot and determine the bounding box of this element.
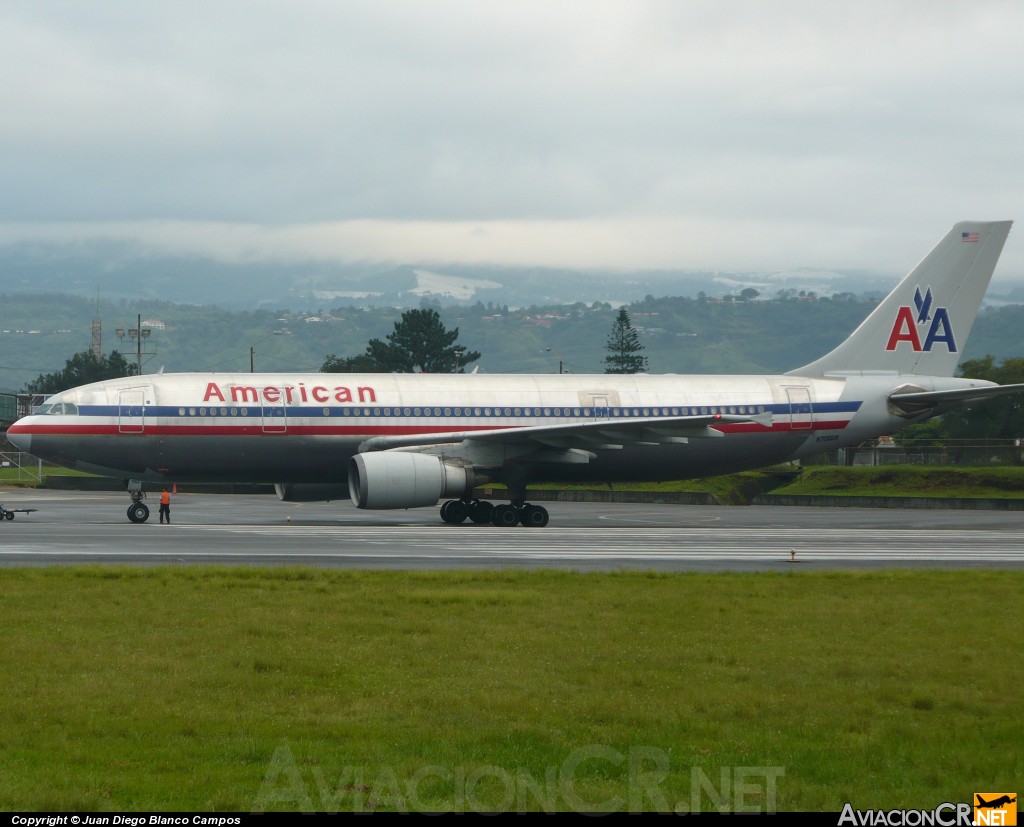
[5,523,1024,565]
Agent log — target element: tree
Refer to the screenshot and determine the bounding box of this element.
[937,355,1024,440]
[26,350,137,395]
[364,308,480,373]
[895,355,1024,451]
[603,308,648,374]
[320,353,382,373]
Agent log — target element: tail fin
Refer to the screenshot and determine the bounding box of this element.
[790,221,1013,377]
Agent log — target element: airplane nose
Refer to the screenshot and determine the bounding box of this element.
[6,423,31,454]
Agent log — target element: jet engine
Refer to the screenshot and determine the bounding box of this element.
[274,483,351,502]
[348,452,474,509]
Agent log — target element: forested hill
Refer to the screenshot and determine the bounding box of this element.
[2,292,1024,390]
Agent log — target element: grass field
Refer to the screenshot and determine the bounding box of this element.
[774,466,1024,499]
[501,465,1024,503]
[0,567,1020,812]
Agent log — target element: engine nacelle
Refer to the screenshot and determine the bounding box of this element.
[349,452,473,510]
[274,483,351,502]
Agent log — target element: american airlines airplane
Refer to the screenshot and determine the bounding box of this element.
[7,220,1021,527]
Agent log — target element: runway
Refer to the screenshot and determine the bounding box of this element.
[2,488,1023,570]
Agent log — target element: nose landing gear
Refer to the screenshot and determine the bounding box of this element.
[126,480,150,523]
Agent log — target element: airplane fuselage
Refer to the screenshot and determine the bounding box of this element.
[9,370,953,485]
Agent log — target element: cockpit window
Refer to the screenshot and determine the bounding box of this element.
[32,397,78,415]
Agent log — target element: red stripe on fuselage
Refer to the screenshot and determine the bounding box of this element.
[12,419,852,437]
[8,423,511,437]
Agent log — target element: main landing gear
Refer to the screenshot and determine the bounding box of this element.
[126,480,150,523]
[439,498,550,528]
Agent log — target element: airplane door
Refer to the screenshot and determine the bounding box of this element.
[785,387,813,430]
[261,392,287,434]
[580,390,618,420]
[118,388,147,434]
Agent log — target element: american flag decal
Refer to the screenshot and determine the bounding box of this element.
[962,231,980,242]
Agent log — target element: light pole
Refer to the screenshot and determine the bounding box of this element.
[454,347,465,374]
[545,348,564,374]
[115,315,152,375]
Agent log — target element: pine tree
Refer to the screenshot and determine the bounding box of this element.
[603,308,648,374]
[365,308,480,373]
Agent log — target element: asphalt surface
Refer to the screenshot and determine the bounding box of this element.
[1,487,1023,571]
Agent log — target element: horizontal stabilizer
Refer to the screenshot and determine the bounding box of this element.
[889,383,1024,406]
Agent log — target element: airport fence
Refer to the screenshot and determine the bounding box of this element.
[0,451,45,483]
[804,438,1023,467]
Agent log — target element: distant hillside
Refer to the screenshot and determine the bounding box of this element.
[2,291,1023,390]
[0,238,908,311]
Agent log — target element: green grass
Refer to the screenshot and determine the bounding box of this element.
[774,466,1024,498]
[491,466,1024,502]
[0,567,1020,812]
[0,466,94,485]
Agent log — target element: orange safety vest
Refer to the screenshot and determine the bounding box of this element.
[160,491,171,506]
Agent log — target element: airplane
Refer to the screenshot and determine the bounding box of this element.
[976,795,1016,809]
[6,220,1023,527]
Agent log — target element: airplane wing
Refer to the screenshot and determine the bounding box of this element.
[889,383,1024,406]
[358,411,774,454]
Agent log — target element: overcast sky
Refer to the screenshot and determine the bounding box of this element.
[2,0,1023,280]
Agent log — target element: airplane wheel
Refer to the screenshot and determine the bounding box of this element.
[443,500,468,524]
[128,502,150,523]
[439,500,454,521]
[520,504,549,528]
[468,500,494,524]
[491,504,519,527]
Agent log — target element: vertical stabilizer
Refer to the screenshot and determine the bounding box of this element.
[790,221,1012,377]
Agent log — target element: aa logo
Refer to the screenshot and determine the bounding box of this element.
[885,286,957,353]
[974,792,1017,826]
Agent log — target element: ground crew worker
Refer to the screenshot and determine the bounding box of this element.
[159,487,171,524]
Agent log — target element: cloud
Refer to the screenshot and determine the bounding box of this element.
[0,0,1022,277]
